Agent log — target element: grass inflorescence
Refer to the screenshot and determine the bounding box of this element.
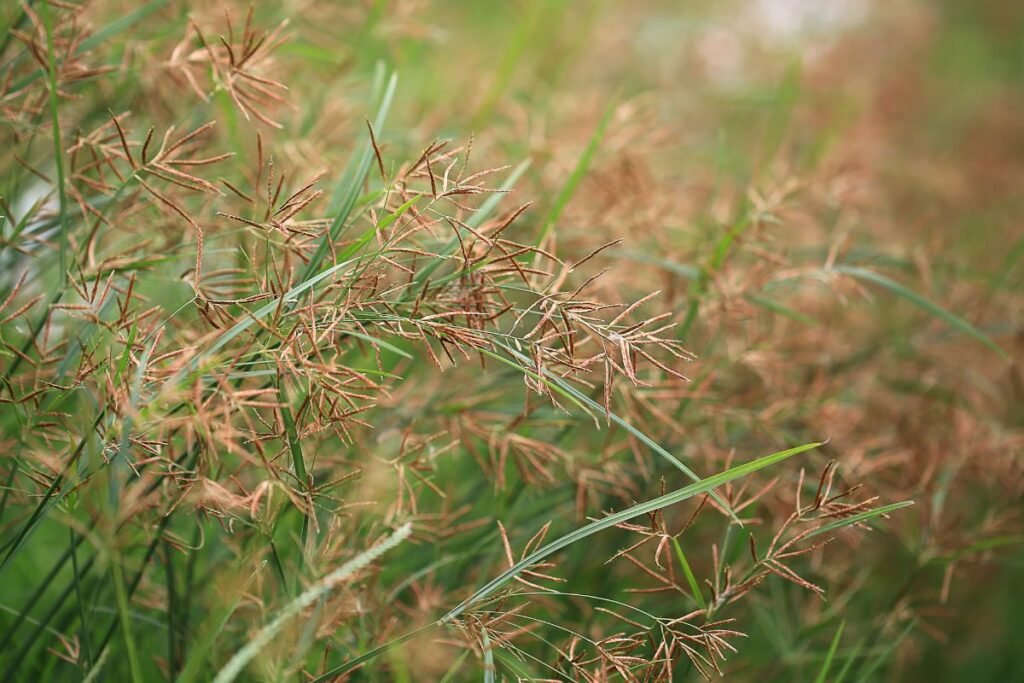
[1,1,1021,681]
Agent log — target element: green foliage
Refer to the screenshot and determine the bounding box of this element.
[1,1,1021,682]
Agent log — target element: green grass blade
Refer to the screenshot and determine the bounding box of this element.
[79,0,169,52]
[6,0,169,93]
[172,255,363,384]
[439,442,821,623]
[0,465,16,528]
[90,510,178,677]
[314,440,815,681]
[491,339,737,517]
[535,98,615,248]
[342,329,413,359]
[854,620,915,682]
[437,650,470,683]
[311,625,435,682]
[471,0,545,126]
[70,526,94,670]
[277,376,311,580]
[746,293,816,325]
[804,501,914,540]
[1,556,97,679]
[175,561,261,683]
[0,412,104,576]
[833,636,866,683]
[833,265,1009,360]
[277,378,308,486]
[814,620,845,683]
[39,0,69,285]
[671,537,707,611]
[212,524,411,683]
[612,250,701,280]
[111,557,145,683]
[377,195,421,232]
[406,159,531,293]
[164,540,179,678]
[481,627,496,683]
[301,70,398,282]
[466,160,532,231]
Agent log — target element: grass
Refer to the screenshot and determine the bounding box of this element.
[1,1,1022,681]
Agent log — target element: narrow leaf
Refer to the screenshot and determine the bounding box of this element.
[439,442,821,623]
[833,265,1008,360]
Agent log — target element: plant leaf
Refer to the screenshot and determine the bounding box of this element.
[439,441,821,623]
[833,265,1008,360]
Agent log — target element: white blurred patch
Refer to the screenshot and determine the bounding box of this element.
[694,0,873,88]
[1,180,58,276]
[751,0,872,42]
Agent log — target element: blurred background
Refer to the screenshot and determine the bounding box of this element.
[330,3,1024,678]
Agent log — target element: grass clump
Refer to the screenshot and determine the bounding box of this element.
[1,1,1021,681]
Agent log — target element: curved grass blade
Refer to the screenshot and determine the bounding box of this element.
[171,255,363,385]
[438,441,821,624]
[853,619,916,682]
[174,578,253,683]
[301,69,398,282]
[0,412,104,576]
[210,523,411,683]
[490,339,737,518]
[833,265,1009,361]
[804,501,914,540]
[310,624,435,682]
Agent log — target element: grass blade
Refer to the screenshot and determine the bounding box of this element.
[211,523,411,683]
[805,501,914,540]
[481,627,496,683]
[70,526,94,670]
[175,585,249,683]
[111,557,145,683]
[172,255,363,384]
[0,412,104,575]
[439,442,821,623]
[39,0,69,285]
[814,620,845,683]
[535,98,615,248]
[671,537,707,611]
[301,69,398,282]
[80,1,169,52]
[311,625,435,682]
[854,620,916,682]
[407,159,532,292]
[491,339,737,518]
[833,265,1009,360]
[277,377,307,486]
[833,636,866,683]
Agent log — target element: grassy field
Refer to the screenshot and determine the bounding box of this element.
[1,1,1022,681]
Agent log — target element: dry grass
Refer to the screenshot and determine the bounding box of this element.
[1,1,1021,681]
